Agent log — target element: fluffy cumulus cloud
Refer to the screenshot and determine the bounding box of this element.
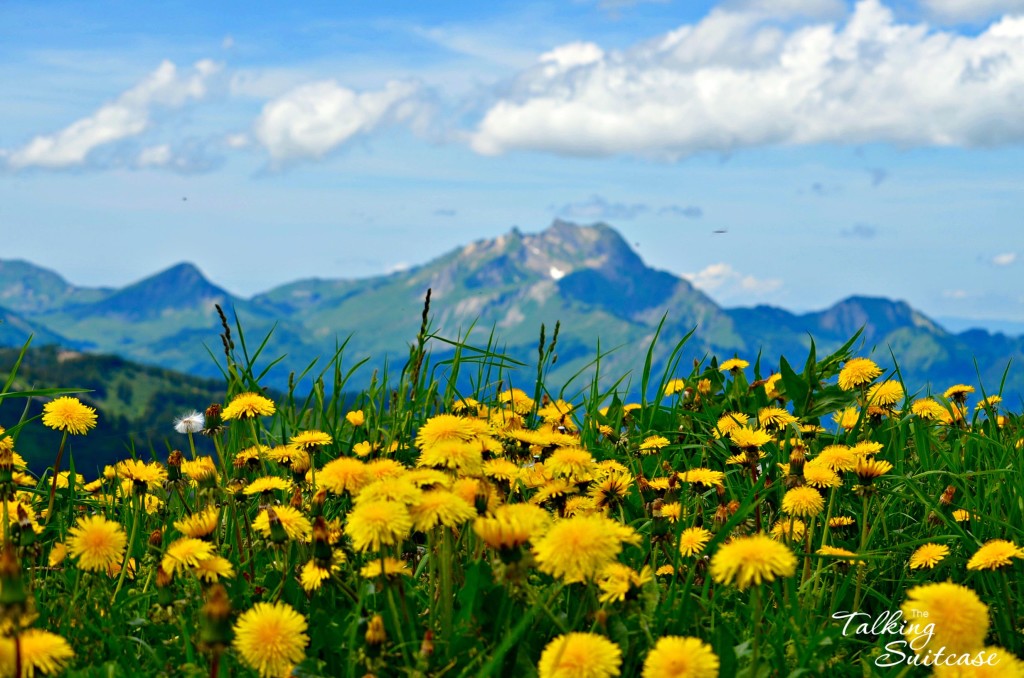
[683,263,783,300]
[921,0,1024,23]
[992,251,1018,266]
[253,80,423,163]
[471,1,1024,158]
[7,60,221,170]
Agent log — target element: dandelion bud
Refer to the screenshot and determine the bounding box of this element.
[156,566,174,606]
[167,450,183,482]
[290,487,303,510]
[265,508,289,545]
[14,504,36,548]
[365,614,387,650]
[0,545,27,611]
[312,517,332,564]
[199,584,233,650]
[419,630,434,659]
[149,528,164,548]
[939,485,956,506]
[202,404,224,437]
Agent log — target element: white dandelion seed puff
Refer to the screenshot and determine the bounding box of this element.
[174,411,205,434]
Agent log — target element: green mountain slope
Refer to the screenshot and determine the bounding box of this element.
[0,346,226,474]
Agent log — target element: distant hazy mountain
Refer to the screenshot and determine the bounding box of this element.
[2,221,1023,401]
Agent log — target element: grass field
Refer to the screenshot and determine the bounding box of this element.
[0,304,1022,677]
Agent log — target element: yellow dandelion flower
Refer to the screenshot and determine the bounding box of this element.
[678,468,725,490]
[234,445,267,466]
[828,516,855,529]
[194,556,235,583]
[591,472,633,509]
[655,565,676,577]
[850,441,883,457]
[815,445,858,473]
[719,358,749,372]
[416,439,484,474]
[346,500,412,552]
[409,490,477,531]
[346,409,365,426]
[953,509,979,523]
[909,543,950,569]
[42,396,97,435]
[48,543,68,567]
[832,407,860,431]
[174,506,220,539]
[596,563,652,604]
[901,582,989,655]
[67,514,126,572]
[642,636,719,678]
[943,384,975,401]
[182,456,219,482]
[254,506,312,542]
[770,519,807,541]
[162,537,215,575]
[854,458,893,482]
[416,414,482,448]
[661,502,682,523]
[498,388,535,415]
[483,458,521,484]
[222,392,276,420]
[538,632,622,678]
[638,436,670,455]
[710,534,797,589]
[967,540,1024,571]
[299,560,333,592]
[802,462,841,489]
[0,629,75,677]
[233,601,309,678]
[116,459,168,489]
[265,445,308,468]
[728,427,773,449]
[546,447,596,481]
[318,457,370,495]
[912,398,950,420]
[678,527,712,557]
[474,503,551,550]
[764,373,783,399]
[782,487,825,518]
[867,380,904,408]
[354,476,423,506]
[758,407,798,430]
[664,378,686,396]
[404,468,452,488]
[838,357,882,391]
[713,412,749,438]
[533,515,639,583]
[290,429,332,451]
[359,557,411,579]
[975,395,1002,411]
[816,546,860,564]
[243,476,291,495]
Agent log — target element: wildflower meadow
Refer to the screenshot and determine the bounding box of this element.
[1,300,1023,678]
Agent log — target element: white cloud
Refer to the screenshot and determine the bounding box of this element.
[943,289,970,299]
[472,1,1024,158]
[7,60,221,169]
[683,263,783,300]
[136,144,172,167]
[992,251,1018,265]
[253,80,422,163]
[921,0,1024,23]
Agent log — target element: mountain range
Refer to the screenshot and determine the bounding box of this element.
[2,221,1023,403]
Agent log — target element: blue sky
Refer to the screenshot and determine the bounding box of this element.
[3,0,1024,328]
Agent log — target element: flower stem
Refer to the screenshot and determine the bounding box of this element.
[112,496,141,604]
[44,431,69,525]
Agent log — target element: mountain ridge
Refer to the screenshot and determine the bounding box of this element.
[2,221,1023,400]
